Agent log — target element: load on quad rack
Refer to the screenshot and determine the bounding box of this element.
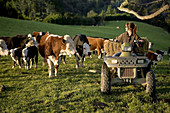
[101,38,156,97]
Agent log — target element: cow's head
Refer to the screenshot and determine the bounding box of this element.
[0,39,9,56]
[156,54,162,61]
[83,42,91,56]
[63,35,79,56]
[10,48,18,57]
[26,34,39,47]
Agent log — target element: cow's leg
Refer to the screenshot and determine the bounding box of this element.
[54,56,62,76]
[35,54,38,68]
[48,55,61,77]
[23,56,27,69]
[14,57,21,69]
[97,48,102,59]
[80,54,85,68]
[26,57,30,70]
[30,58,33,69]
[17,58,22,69]
[75,55,80,68]
[47,58,53,78]
[12,61,16,68]
[63,55,67,64]
[154,62,157,68]
[21,58,24,67]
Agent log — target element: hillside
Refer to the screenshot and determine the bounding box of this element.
[0,16,169,51]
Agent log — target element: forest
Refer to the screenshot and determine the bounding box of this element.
[0,0,170,32]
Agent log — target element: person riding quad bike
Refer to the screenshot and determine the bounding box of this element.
[101,22,156,98]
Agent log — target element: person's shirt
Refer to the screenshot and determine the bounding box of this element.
[114,32,141,45]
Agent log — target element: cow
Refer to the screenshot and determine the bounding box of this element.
[0,39,9,56]
[146,50,162,68]
[10,47,24,68]
[72,34,91,68]
[38,34,79,77]
[25,34,39,47]
[156,50,167,56]
[87,36,106,59]
[32,31,47,43]
[22,46,38,70]
[9,34,38,69]
[0,34,38,50]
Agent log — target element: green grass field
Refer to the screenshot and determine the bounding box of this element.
[0,16,170,112]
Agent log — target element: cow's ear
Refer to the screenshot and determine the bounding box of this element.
[0,45,3,48]
[80,36,83,41]
[78,45,83,49]
[62,39,66,44]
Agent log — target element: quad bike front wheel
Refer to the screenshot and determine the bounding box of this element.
[146,70,156,97]
[101,62,111,94]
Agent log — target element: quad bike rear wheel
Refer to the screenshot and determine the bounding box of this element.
[101,62,111,94]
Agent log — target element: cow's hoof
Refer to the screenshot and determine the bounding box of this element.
[49,76,53,78]
[81,65,84,68]
[0,84,6,92]
[76,65,79,69]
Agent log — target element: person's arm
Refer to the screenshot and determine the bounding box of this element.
[114,33,123,43]
[135,34,144,43]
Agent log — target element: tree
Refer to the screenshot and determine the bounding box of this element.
[117,0,170,20]
[87,10,98,17]
[106,5,113,15]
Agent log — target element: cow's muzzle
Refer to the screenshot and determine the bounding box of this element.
[88,52,91,56]
[8,51,11,55]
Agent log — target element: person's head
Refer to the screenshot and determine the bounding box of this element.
[125,22,137,36]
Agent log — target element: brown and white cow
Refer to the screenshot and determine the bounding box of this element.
[87,36,106,59]
[39,34,79,77]
[146,50,162,68]
[0,39,9,56]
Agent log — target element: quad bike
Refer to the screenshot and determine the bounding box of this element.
[101,41,156,98]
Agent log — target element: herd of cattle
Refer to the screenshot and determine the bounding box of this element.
[0,31,169,77]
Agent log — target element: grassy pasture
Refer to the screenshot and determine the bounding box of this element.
[0,16,170,112]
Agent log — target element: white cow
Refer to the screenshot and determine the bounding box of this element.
[0,39,9,56]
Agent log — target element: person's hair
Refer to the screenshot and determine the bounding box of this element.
[126,22,137,35]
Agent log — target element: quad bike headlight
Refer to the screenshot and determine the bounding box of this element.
[137,59,144,64]
[123,46,132,52]
[112,59,118,64]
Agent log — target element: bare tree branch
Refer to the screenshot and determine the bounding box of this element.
[117,0,170,20]
[129,0,165,6]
